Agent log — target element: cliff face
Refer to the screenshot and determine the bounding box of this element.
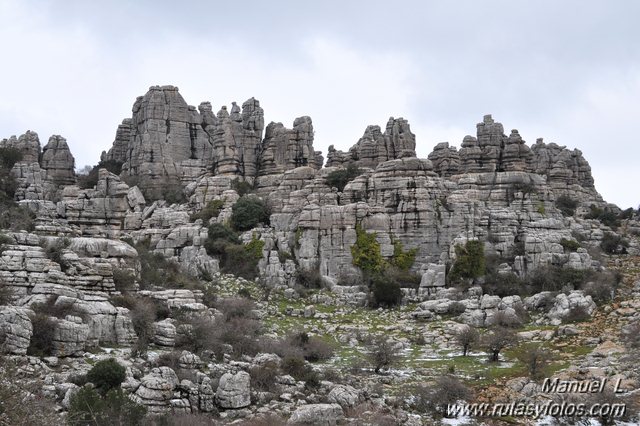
[1,86,610,295]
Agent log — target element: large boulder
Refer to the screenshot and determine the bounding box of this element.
[216,371,250,409]
[287,403,344,425]
[0,306,33,355]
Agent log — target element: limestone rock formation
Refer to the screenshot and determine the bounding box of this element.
[287,403,344,425]
[0,130,41,163]
[215,371,251,408]
[325,117,416,169]
[0,306,33,355]
[40,135,76,186]
[258,117,323,176]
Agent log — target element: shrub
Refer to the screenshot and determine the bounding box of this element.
[455,325,479,356]
[325,163,362,192]
[281,353,307,379]
[42,237,71,271]
[204,223,240,256]
[68,387,146,426]
[0,147,23,169]
[86,358,126,395]
[448,240,486,284]
[581,279,615,305]
[482,272,525,297]
[296,267,323,289]
[560,238,581,252]
[216,297,255,320]
[483,327,517,362]
[112,269,136,293]
[351,224,385,274]
[302,337,334,362]
[134,240,199,289]
[26,313,57,357]
[30,295,83,319]
[231,178,253,196]
[390,240,418,271]
[414,376,472,416]
[600,232,629,254]
[370,273,403,308]
[555,195,578,217]
[365,335,401,373]
[525,265,586,293]
[231,195,270,231]
[190,199,225,223]
[564,305,591,323]
[0,202,35,231]
[586,205,620,229]
[129,298,157,355]
[220,242,262,280]
[249,361,280,393]
[516,344,552,379]
[448,301,467,316]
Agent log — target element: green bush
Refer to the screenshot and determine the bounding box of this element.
[560,238,580,252]
[0,202,35,231]
[555,195,578,217]
[482,272,525,297]
[370,273,403,308]
[295,267,323,289]
[0,147,23,169]
[231,178,253,196]
[325,163,362,192]
[586,205,620,229]
[86,358,126,395]
[390,240,418,271]
[600,232,629,254]
[448,240,485,284]
[351,224,385,274]
[68,387,146,426]
[42,237,71,272]
[525,265,586,293]
[190,199,225,223]
[204,223,240,256]
[231,195,270,231]
[134,240,199,289]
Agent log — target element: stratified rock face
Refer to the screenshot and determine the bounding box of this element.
[40,135,76,185]
[326,117,416,169]
[216,371,251,408]
[106,85,213,197]
[0,306,33,355]
[258,117,322,176]
[428,142,461,177]
[430,115,596,193]
[0,130,41,163]
[210,98,265,179]
[530,138,595,189]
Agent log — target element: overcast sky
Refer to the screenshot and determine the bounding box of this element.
[1,0,638,208]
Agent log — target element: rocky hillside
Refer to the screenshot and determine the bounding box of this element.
[0,85,638,425]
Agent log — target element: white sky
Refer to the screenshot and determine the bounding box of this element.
[0,0,638,208]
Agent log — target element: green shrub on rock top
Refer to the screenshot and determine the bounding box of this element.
[390,240,418,271]
[325,163,362,192]
[231,195,270,231]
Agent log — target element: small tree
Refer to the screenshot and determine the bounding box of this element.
[455,326,479,356]
[555,195,578,217]
[86,358,126,395]
[448,240,486,284]
[68,387,146,426]
[325,163,362,192]
[484,327,517,362]
[365,335,401,374]
[231,195,270,231]
[415,375,472,416]
[516,344,552,379]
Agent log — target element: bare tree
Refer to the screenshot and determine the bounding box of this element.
[483,327,517,362]
[516,344,552,379]
[455,325,479,356]
[365,335,401,374]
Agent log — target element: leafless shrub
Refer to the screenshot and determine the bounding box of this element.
[483,327,518,362]
[455,325,479,356]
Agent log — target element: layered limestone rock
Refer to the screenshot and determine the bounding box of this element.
[427,142,461,177]
[325,117,416,169]
[40,135,76,186]
[106,85,214,197]
[132,367,180,414]
[0,130,41,162]
[215,371,251,409]
[0,306,33,355]
[211,99,264,180]
[258,117,323,176]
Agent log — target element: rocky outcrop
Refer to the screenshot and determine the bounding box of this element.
[215,371,251,408]
[132,367,180,414]
[258,117,323,176]
[0,131,41,163]
[52,315,89,357]
[287,403,344,425]
[40,135,75,186]
[0,306,33,355]
[326,117,416,169]
[427,142,461,177]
